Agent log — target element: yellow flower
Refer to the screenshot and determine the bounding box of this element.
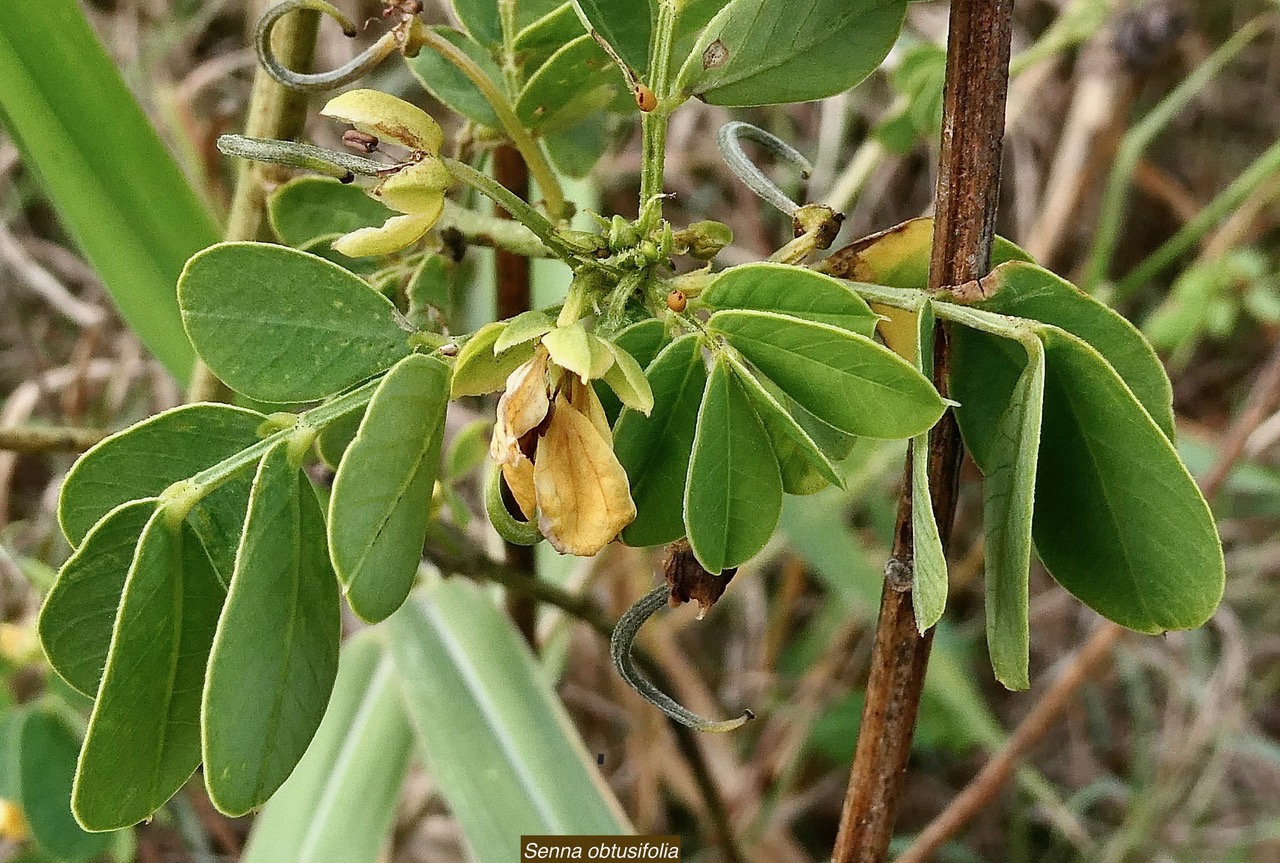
[490,340,638,556]
[320,89,451,257]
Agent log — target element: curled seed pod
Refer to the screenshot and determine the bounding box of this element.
[611,586,754,733]
[666,290,687,313]
[484,462,541,546]
[716,121,811,217]
[634,84,658,112]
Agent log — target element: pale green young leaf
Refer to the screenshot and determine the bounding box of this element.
[330,355,449,622]
[615,336,706,547]
[911,301,947,633]
[516,35,631,131]
[601,342,655,415]
[595,319,667,424]
[494,310,555,353]
[405,27,502,127]
[451,322,536,398]
[15,708,113,862]
[0,2,216,381]
[39,499,156,697]
[58,403,264,582]
[980,336,1043,691]
[702,262,879,336]
[542,322,613,381]
[268,177,393,249]
[202,443,341,816]
[684,356,782,573]
[975,261,1175,438]
[725,354,842,494]
[572,0,653,71]
[709,309,945,439]
[675,0,908,106]
[73,512,226,831]
[179,243,411,403]
[239,634,412,863]
[386,582,630,854]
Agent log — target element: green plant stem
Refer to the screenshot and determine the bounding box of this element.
[410,24,567,220]
[638,0,681,210]
[1081,17,1268,293]
[442,158,576,262]
[189,3,321,403]
[438,202,552,258]
[0,425,105,453]
[1113,136,1280,301]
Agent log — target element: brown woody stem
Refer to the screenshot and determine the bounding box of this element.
[830,1,1014,860]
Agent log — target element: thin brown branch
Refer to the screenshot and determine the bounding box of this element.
[894,622,1124,863]
[831,1,1014,860]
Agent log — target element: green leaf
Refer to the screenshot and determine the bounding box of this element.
[405,27,502,127]
[15,708,112,861]
[975,261,1175,438]
[601,342,655,415]
[446,418,493,478]
[953,326,1222,633]
[572,0,653,71]
[451,321,536,398]
[543,113,614,178]
[58,403,264,581]
[39,499,156,697]
[1031,330,1221,632]
[709,309,945,439]
[386,582,630,852]
[726,355,842,495]
[330,354,450,623]
[406,253,451,328]
[179,243,411,403]
[238,633,412,863]
[615,336,706,547]
[702,262,879,336]
[910,302,947,633]
[516,35,630,131]
[684,355,782,572]
[73,511,226,831]
[494,310,555,353]
[515,4,586,74]
[268,177,394,249]
[674,0,908,106]
[595,319,667,424]
[451,0,562,46]
[981,337,1043,690]
[315,404,366,470]
[202,443,341,816]
[0,2,217,381]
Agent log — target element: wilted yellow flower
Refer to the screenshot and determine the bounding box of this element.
[320,89,451,257]
[490,342,637,556]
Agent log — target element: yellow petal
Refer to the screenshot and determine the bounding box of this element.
[321,89,443,154]
[331,209,438,257]
[534,395,636,555]
[490,348,550,465]
[502,456,537,520]
[376,159,452,214]
[566,376,611,443]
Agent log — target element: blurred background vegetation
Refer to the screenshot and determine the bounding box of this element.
[3,0,1280,861]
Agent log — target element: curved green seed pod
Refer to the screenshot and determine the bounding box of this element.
[610,586,754,733]
[484,461,541,546]
[256,0,401,92]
